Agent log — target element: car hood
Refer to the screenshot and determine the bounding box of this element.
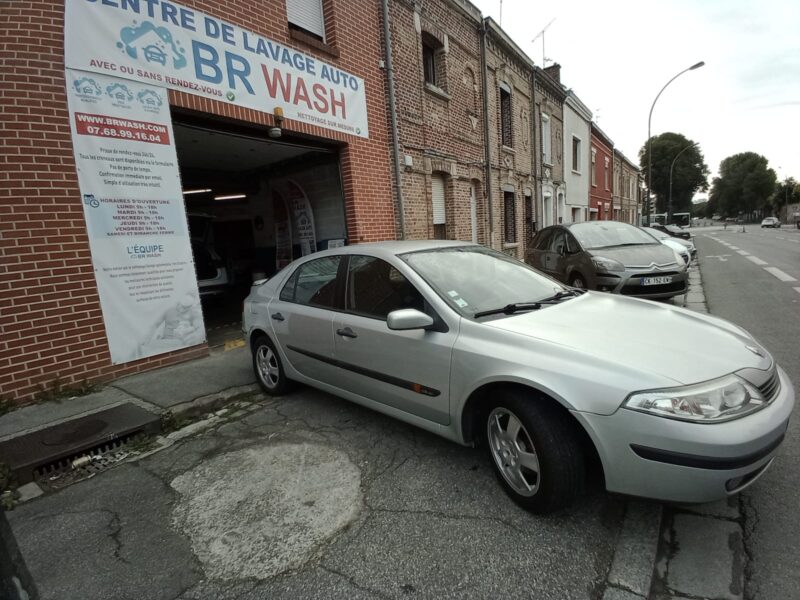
[587,244,681,268]
[486,293,771,386]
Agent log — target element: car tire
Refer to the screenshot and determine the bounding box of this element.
[484,390,585,514]
[252,335,292,396]
[569,273,587,290]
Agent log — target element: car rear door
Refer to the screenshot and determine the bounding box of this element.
[543,228,568,281]
[331,254,455,425]
[268,255,343,385]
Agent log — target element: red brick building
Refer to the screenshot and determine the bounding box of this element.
[0,0,395,402]
[590,123,614,220]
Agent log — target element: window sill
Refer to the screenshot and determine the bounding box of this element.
[424,82,451,101]
[502,242,519,249]
[289,28,340,58]
[501,145,515,154]
[572,169,581,175]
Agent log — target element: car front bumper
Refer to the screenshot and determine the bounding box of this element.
[592,269,688,299]
[572,366,795,504]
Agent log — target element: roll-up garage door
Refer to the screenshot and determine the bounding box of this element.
[431,174,446,225]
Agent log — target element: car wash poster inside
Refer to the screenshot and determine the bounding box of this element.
[64,0,369,138]
[65,68,205,364]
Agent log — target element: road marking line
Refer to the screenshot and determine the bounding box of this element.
[777,237,785,240]
[795,287,800,295]
[736,250,750,256]
[763,267,797,282]
[729,245,739,250]
[746,256,768,266]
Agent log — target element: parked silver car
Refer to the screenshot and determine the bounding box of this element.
[641,226,696,262]
[527,221,688,299]
[242,241,794,513]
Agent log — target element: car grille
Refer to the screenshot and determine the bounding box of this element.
[621,279,686,296]
[758,368,781,402]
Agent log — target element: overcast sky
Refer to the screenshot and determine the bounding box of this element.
[472,0,800,197]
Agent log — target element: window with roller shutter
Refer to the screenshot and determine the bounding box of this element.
[286,0,326,41]
[431,174,446,239]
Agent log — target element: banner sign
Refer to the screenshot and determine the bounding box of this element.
[64,0,369,138]
[66,68,206,364]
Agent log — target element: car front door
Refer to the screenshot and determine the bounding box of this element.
[331,255,455,425]
[268,255,343,385]
[543,228,568,281]
[527,228,553,272]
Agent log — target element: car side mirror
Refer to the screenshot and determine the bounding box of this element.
[387,308,434,331]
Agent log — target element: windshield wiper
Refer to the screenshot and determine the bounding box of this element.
[535,289,586,303]
[473,302,545,318]
[473,290,584,319]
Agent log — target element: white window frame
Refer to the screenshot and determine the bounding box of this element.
[572,135,582,173]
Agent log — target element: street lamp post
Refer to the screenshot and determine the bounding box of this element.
[668,142,698,223]
[646,61,705,225]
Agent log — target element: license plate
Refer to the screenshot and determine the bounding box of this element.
[641,276,672,286]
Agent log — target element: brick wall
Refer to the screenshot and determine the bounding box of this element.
[0,0,393,403]
[389,0,487,244]
[590,125,614,220]
[485,30,534,258]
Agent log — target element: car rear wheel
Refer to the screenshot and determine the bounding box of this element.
[484,391,585,514]
[569,273,587,290]
[252,335,292,396]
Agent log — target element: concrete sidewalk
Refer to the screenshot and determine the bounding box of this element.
[0,346,257,445]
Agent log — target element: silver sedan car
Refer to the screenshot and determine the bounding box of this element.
[243,241,794,514]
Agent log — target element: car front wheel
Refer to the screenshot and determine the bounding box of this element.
[485,391,585,514]
[252,335,292,396]
[569,273,587,290]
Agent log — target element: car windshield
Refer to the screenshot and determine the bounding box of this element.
[569,222,659,250]
[400,246,564,318]
[642,227,668,240]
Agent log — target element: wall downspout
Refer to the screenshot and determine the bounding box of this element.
[531,67,538,230]
[479,20,494,247]
[381,0,406,239]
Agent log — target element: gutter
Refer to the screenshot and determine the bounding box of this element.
[479,20,494,246]
[381,0,406,239]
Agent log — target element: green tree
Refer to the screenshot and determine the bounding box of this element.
[770,177,800,214]
[639,132,709,218]
[709,153,777,219]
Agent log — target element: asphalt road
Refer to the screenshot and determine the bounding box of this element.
[694,226,800,600]
[8,387,625,600]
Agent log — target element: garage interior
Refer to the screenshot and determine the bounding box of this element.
[174,119,348,348]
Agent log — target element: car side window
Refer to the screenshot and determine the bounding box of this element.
[565,232,580,254]
[346,255,425,320]
[548,230,566,254]
[279,256,341,309]
[533,229,552,250]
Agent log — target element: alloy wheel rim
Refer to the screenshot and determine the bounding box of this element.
[487,407,540,497]
[256,346,280,389]
[572,277,585,289]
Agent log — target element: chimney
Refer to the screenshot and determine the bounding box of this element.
[544,63,561,83]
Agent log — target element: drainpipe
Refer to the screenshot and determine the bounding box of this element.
[479,20,494,246]
[381,0,406,239]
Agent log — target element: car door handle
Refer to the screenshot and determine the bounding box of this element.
[271,313,285,321]
[336,327,358,339]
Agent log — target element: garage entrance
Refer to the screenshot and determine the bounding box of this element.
[174,118,347,348]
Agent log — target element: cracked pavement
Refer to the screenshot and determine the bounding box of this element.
[7,386,625,600]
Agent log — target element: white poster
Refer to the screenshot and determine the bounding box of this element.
[66,68,205,364]
[64,0,369,138]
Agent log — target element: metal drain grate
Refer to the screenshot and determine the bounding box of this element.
[34,432,147,491]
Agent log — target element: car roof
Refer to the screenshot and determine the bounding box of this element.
[301,239,479,261]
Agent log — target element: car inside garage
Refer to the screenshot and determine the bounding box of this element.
[174,118,348,347]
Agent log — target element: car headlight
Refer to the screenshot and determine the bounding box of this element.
[623,374,767,423]
[592,256,625,273]
[671,249,685,266]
